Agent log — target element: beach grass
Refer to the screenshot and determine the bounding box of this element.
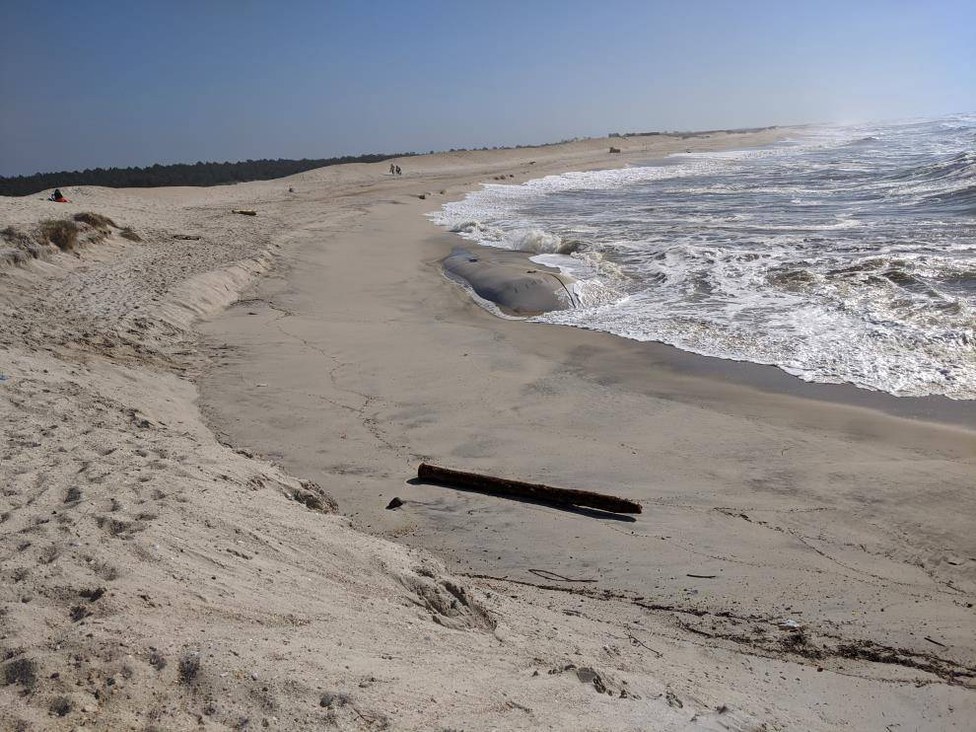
[39,218,79,251]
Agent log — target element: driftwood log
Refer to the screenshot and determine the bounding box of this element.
[417,463,641,515]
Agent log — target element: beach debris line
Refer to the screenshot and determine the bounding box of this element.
[231,209,257,216]
[416,463,642,515]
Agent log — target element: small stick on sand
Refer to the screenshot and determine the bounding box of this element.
[416,463,642,515]
[529,569,597,583]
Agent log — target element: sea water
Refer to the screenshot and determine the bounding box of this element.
[432,114,976,399]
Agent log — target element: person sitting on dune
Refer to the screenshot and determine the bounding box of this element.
[50,188,67,202]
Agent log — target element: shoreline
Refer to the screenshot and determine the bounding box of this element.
[430,146,975,426]
[437,234,976,432]
[3,128,975,729]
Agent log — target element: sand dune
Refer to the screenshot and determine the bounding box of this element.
[2,130,974,730]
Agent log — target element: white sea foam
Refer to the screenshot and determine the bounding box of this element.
[430,115,976,399]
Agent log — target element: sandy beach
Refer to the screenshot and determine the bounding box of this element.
[2,130,975,730]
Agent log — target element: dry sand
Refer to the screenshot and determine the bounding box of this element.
[2,130,974,731]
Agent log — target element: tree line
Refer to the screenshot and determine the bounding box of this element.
[0,153,416,197]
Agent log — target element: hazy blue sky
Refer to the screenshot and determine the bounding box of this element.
[1,1,973,176]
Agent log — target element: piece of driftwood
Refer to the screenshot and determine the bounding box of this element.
[416,463,641,514]
[232,209,257,216]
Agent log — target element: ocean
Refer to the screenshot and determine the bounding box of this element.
[432,114,976,400]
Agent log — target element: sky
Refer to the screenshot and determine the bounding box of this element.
[1,0,974,176]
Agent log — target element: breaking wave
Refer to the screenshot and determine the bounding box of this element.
[431,113,976,399]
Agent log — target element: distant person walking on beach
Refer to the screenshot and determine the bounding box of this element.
[395,165,402,176]
[390,163,395,175]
